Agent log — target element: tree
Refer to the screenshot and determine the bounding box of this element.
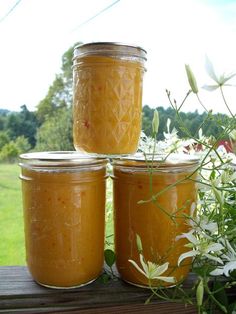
[0,142,19,163]
[35,107,73,151]
[15,136,31,153]
[141,105,232,141]
[36,75,68,124]
[36,42,81,124]
[5,105,38,147]
[0,131,10,150]
[0,136,30,163]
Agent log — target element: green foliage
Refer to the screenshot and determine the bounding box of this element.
[5,105,37,147]
[0,136,31,163]
[142,105,232,141]
[104,249,116,267]
[0,163,25,265]
[0,142,19,163]
[0,131,10,150]
[14,136,31,153]
[0,109,9,130]
[35,107,73,151]
[36,75,68,124]
[36,42,81,124]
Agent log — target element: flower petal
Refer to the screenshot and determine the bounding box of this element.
[204,253,224,265]
[223,261,236,277]
[205,56,219,83]
[140,254,149,275]
[153,276,176,283]
[220,72,236,85]
[202,84,219,91]
[178,250,198,266]
[152,262,169,277]
[202,221,218,233]
[179,231,198,245]
[210,267,224,276]
[206,243,224,253]
[128,259,147,278]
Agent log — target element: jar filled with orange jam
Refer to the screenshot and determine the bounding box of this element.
[112,154,199,288]
[19,152,108,289]
[73,42,147,156]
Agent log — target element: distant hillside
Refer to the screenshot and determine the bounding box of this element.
[0,109,10,115]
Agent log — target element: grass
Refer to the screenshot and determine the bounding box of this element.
[0,163,25,265]
[0,163,113,265]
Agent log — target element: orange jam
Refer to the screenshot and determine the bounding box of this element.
[19,152,107,288]
[112,154,199,287]
[73,42,147,155]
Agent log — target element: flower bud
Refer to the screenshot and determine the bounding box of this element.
[211,180,224,207]
[196,278,204,307]
[185,64,198,94]
[136,234,143,253]
[152,109,159,135]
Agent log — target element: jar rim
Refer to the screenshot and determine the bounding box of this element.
[112,153,200,169]
[19,151,108,168]
[73,42,147,61]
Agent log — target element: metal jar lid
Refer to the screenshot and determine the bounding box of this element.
[73,42,147,62]
[112,153,200,171]
[19,151,108,168]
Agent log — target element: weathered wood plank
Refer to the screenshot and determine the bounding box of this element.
[21,303,197,314]
[0,266,212,313]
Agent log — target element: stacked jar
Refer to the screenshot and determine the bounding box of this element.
[20,42,199,289]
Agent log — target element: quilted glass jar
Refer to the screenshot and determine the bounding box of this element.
[19,152,108,289]
[73,42,147,156]
[112,154,199,288]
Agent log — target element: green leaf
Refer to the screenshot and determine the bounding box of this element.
[104,249,116,267]
[99,273,110,284]
[213,281,229,309]
[228,301,236,313]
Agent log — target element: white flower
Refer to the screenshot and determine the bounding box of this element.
[221,169,236,184]
[203,56,236,90]
[211,240,236,277]
[177,209,224,266]
[177,235,224,266]
[187,203,218,237]
[129,254,175,283]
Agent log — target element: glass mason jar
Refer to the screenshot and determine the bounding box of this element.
[73,42,147,156]
[112,154,199,288]
[19,152,108,289]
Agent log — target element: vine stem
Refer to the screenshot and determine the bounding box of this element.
[219,85,235,118]
[204,282,227,313]
[196,94,209,113]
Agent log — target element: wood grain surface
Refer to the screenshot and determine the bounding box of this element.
[0,266,214,313]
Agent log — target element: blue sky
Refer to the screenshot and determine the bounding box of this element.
[0,0,235,114]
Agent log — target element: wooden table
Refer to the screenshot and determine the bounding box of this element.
[0,266,207,313]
